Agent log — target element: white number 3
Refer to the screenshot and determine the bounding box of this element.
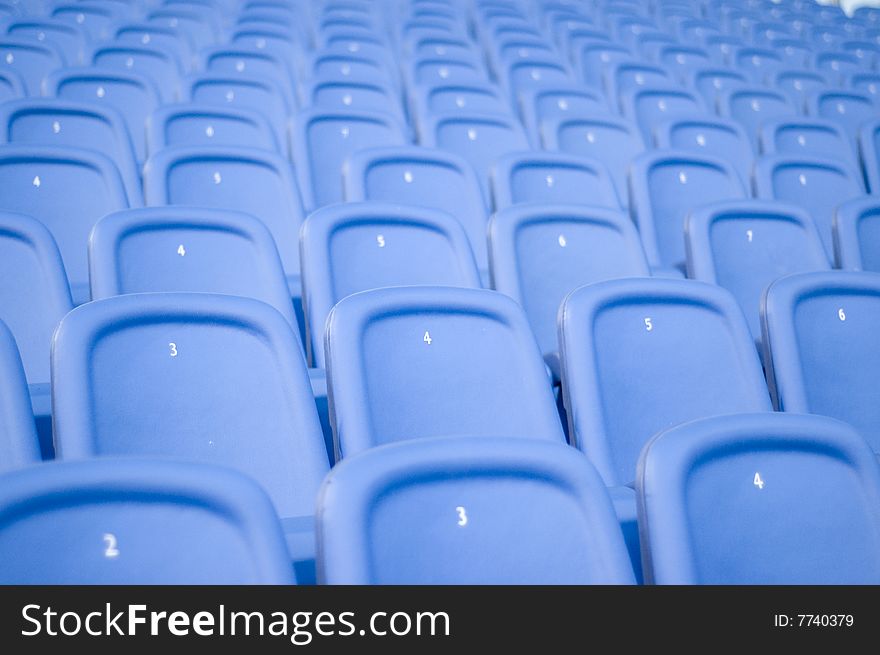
[456,506,468,526]
[103,533,119,558]
[753,472,764,490]
[169,342,178,357]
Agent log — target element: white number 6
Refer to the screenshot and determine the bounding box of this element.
[838,308,846,321]
[456,506,468,526]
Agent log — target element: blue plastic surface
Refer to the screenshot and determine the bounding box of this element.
[0,98,141,203]
[753,154,865,258]
[620,84,707,145]
[300,203,481,367]
[489,203,650,364]
[89,207,299,331]
[759,117,858,170]
[719,86,797,148]
[834,196,880,271]
[293,108,407,209]
[0,37,65,96]
[638,413,880,584]
[0,318,39,473]
[685,200,831,340]
[807,89,877,143]
[325,286,565,459]
[761,271,880,453]
[343,146,489,274]
[91,44,183,103]
[318,436,635,584]
[652,116,753,186]
[559,278,771,486]
[0,459,296,584]
[858,119,880,193]
[142,145,306,291]
[629,150,746,271]
[146,103,280,156]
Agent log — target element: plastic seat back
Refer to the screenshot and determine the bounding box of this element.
[834,197,880,271]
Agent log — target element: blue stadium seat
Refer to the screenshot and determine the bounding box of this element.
[0,69,23,102]
[655,44,711,85]
[718,86,797,149]
[0,145,132,304]
[762,271,880,454]
[637,413,880,584]
[0,37,64,96]
[111,22,195,72]
[142,145,306,295]
[0,317,39,473]
[4,18,87,67]
[848,71,880,104]
[302,74,403,121]
[685,200,830,340]
[229,23,303,66]
[620,84,707,145]
[603,59,672,113]
[860,119,880,193]
[653,116,753,187]
[834,197,880,271]
[148,6,222,51]
[51,2,125,42]
[559,278,771,487]
[0,459,296,584]
[807,89,877,144]
[409,82,508,137]
[814,51,863,84]
[146,103,280,156]
[688,66,748,110]
[490,152,620,210]
[89,207,298,330]
[324,287,565,459]
[52,293,329,577]
[293,108,407,209]
[771,68,829,113]
[300,203,481,367]
[488,203,649,370]
[541,113,644,210]
[731,45,783,83]
[184,73,291,151]
[199,45,298,109]
[343,145,489,275]
[841,40,880,70]
[759,117,858,170]
[753,154,865,258]
[317,436,635,584]
[574,41,631,88]
[629,150,747,272]
[419,111,528,202]
[701,33,746,65]
[0,209,72,429]
[0,99,141,203]
[518,83,607,147]
[91,43,183,103]
[43,67,161,164]
[498,56,572,109]
[311,50,398,91]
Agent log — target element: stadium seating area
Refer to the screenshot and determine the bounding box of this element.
[1,0,880,585]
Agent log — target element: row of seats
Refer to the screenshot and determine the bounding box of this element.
[1,0,880,584]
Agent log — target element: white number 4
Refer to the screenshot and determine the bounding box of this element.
[177,244,186,257]
[753,472,765,490]
[423,331,432,345]
[644,317,653,331]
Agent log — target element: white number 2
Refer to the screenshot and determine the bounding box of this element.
[169,342,178,357]
[838,308,846,321]
[753,472,765,490]
[644,317,653,331]
[423,331,432,345]
[456,506,468,526]
[177,244,186,257]
[103,533,119,558]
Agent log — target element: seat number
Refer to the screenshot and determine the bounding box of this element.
[423,331,432,345]
[644,317,653,331]
[177,244,186,257]
[169,342,178,357]
[103,533,119,558]
[456,506,467,526]
[753,472,764,490]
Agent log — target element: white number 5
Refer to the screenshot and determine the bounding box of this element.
[644,317,653,331]
[456,506,468,526]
